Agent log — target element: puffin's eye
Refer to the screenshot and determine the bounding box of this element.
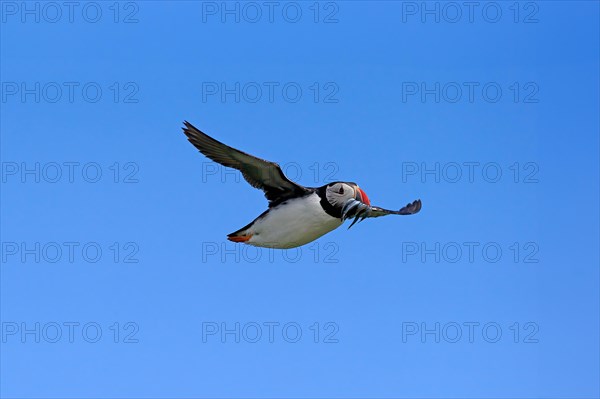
[338,186,344,194]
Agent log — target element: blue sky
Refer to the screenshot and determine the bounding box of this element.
[1,1,598,398]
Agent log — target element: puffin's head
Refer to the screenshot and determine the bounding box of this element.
[325,182,371,210]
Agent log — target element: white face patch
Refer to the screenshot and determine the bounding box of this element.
[325,182,355,208]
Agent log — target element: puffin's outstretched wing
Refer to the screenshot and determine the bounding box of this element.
[182,121,310,206]
[342,199,422,229]
[368,199,422,217]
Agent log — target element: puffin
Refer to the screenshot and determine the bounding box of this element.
[182,121,421,249]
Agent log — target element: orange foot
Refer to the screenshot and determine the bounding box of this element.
[227,234,253,243]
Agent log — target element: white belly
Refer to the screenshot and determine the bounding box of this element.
[246,193,342,249]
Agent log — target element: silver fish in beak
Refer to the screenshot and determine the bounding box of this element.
[341,185,372,227]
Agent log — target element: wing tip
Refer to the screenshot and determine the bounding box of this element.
[181,121,209,148]
[181,120,196,135]
[407,199,422,214]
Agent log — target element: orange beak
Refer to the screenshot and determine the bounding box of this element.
[355,186,371,206]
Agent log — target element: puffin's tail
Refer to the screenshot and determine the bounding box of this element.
[227,231,252,243]
[227,224,253,243]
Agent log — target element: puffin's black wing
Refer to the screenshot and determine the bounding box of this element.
[369,199,422,217]
[342,199,422,229]
[182,121,310,206]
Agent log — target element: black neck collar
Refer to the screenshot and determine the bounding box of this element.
[316,185,341,219]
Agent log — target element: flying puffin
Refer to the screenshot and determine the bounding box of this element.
[182,121,421,249]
